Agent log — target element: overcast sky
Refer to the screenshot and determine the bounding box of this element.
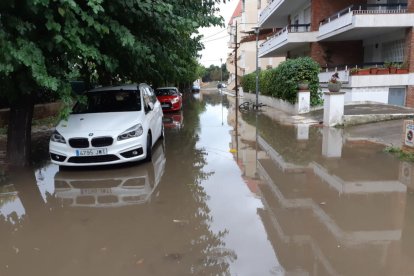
[198,0,239,67]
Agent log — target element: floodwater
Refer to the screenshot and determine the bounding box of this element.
[1,88,414,276]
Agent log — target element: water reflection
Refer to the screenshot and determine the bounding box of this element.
[162,111,184,130]
[232,103,414,275]
[54,142,166,207]
[0,184,25,224]
[0,93,237,276]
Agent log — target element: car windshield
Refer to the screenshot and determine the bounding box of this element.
[155,88,178,96]
[72,90,141,114]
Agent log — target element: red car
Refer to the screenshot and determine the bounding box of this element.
[155,87,183,112]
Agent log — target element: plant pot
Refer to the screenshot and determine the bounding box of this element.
[376,68,389,74]
[370,68,378,74]
[328,82,342,92]
[358,69,371,75]
[389,67,397,74]
[397,68,409,74]
[298,82,309,91]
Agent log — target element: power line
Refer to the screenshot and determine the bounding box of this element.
[201,35,228,43]
[201,28,227,40]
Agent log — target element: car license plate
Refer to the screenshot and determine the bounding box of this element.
[162,104,170,108]
[81,188,112,195]
[76,148,107,156]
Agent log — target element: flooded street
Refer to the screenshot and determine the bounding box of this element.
[1,88,414,275]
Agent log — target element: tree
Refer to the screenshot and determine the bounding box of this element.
[201,63,229,82]
[0,0,224,166]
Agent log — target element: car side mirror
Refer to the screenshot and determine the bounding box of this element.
[148,102,154,110]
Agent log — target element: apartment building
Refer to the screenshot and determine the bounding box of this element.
[258,0,414,107]
[227,0,284,89]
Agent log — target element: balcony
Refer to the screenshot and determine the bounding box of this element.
[259,0,310,28]
[259,24,317,58]
[318,4,414,41]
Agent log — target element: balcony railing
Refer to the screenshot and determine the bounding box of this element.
[259,24,311,56]
[260,0,281,22]
[265,23,311,41]
[320,4,408,25]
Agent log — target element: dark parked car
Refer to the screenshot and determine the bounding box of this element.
[192,84,200,93]
[217,83,227,89]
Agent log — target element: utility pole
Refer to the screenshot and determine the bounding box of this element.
[254,26,260,109]
[234,21,239,98]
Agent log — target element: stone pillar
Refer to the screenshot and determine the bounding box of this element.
[323,92,345,126]
[322,127,343,158]
[297,90,310,114]
[296,124,309,140]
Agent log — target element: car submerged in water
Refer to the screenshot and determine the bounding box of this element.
[154,87,183,112]
[49,84,164,167]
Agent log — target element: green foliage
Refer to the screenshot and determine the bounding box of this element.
[240,73,255,94]
[202,64,229,82]
[240,57,322,106]
[384,146,414,162]
[0,0,224,104]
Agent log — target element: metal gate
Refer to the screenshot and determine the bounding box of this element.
[388,87,406,106]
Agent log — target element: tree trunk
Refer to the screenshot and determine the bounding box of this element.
[6,93,34,167]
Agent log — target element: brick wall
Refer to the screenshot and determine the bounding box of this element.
[310,41,364,67]
[311,0,366,31]
[408,0,414,13]
[404,26,414,107]
[405,28,414,72]
[406,86,414,108]
[309,0,366,67]
[0,102,62,127]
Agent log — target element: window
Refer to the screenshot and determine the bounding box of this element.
[72,90,141,114]
[382,39,404,62]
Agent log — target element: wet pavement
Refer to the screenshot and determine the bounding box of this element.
[1,87,414,275]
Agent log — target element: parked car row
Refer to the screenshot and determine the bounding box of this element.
[49,83,189,167]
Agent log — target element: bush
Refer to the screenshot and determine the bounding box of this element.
[240,57,322,106]
[240,73,255,93]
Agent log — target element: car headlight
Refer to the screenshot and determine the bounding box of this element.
[117,124,143,141]
[171,97,179,104]
[50,130,66,144]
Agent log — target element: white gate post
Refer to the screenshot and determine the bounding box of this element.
[297,90,310,114]
[323,92,345,126]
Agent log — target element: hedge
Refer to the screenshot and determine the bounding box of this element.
[240,57,322,106]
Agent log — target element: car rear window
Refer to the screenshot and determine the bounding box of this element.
[72,90,142,113]
[155,89,178,96]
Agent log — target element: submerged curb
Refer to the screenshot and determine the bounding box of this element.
[343,113,414,127]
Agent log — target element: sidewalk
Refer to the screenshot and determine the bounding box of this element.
[223,88,414,147]
[307,103,414,126]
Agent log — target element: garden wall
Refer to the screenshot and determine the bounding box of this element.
[0,102,62,127]
[243,92,299,114]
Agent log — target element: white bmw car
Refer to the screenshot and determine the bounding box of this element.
[49,84,164,166]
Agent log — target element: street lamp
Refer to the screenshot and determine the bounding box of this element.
[253,26,260,109]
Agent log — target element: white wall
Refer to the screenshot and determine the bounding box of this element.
[349,87,389,103]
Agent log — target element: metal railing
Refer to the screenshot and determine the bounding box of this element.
[321,62,387,72]
[261,23,311,46]
[320,3,408,25]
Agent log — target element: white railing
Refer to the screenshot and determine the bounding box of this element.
[319,12,353,38]
[319,70,350,83]
[259,24,311,56]
[320,4,408,26]
[259,28,289,56]
[259,0,283,26]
